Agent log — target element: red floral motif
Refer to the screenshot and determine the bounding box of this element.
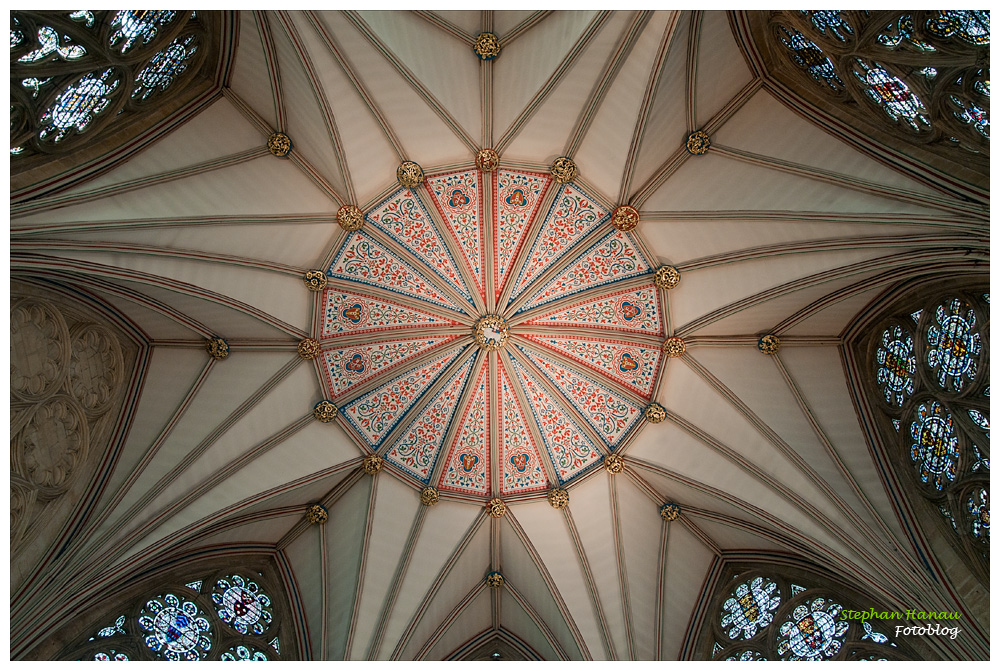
[322,290,458,338]
[524,334,660,400]
[321,336,459,399]
[438,363,490,494]
[493,169,550,300]
[522,285,664,335]
[426,170,485,300]
[498,365,546,494]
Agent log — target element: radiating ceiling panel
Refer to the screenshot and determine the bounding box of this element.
[229,11,281,131]
[694,10,754,130]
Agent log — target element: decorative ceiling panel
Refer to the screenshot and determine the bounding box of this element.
[323,165,665,499]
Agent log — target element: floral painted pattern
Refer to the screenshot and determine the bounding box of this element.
[521,284,663,335]
[322,290,458,337]
[498,365,547,494]
[321,336,460,398]
[438,362,490,495]
[425,170,485,300]
[493,169,550,300]
[523,334,660,400]
[385,357,475,482]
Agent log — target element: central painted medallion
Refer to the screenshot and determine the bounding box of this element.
[316,162,666,501]
[473,315,509,351]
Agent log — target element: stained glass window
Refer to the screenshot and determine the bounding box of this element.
[720,576,781,640]
[726,649,767,660]
[269,637,280,654]
[874,324,916,406]
[926,11,990,45]
[92,615,127,639]
[892,419,901,432]
[778,26,844,91]
[10,146,25,156]
[854,60,931,132]
[802,10,853,40]
[970,445,989,473]
[186,580,203,593]
[861,620,889,644]
[909,401,959,490]
[93,650,129,661]
[968,409,989,437]
[108,11,177,53]
[133,34,198,101]
[18,26,87,63]
[11,19,24,48]
[951,96,989,138]
[967,488,989,541]
[38,68,120,143]
[776,597,849,660]
[22,77,53,98]
[940,504,959,532]
[910,309,923,323]
[925,298,980,391]
[212,574,273,636]
[877,15,935,51]
[975,79,990,98]
[138,593,212,661]
[221,644,268,661]
[918,67,937,81]
[69,10,95,28]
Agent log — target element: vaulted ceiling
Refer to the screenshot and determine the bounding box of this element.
[10,10,989,660]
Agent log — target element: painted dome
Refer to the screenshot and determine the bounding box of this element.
[319,166,664,499]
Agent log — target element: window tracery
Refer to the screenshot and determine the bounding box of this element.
[763,11,989,161]
[10,10,219,183]
[62,567,291,661]
[857,283,989,583]
[702,566,919,661]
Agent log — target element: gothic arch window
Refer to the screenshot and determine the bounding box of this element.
[59,565,296,661]
[736,11,989,194]
[696,562,927,661]
[856,282,989,583]
[10,10,231,198]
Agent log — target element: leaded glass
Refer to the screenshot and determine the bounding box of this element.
[970,445,989,473]
[712,641,724,658]
[910,309,923,323]
[726,649,767,660]
[269,637,280,654]
[10,146,25,156]
[892,419,901,432]
[926,11,990,45]
[776,597,849,660]
[138,593,212,661]
[186,580,203,593]
[93,614,127,639]
[967,488,989,540]
[69,10,95,27]
[940,504,958,532]
[951,96,989,138]
[874,324,916,406]
[877,15,935,51]
[975,79,990,98]
[854,60,931,132]
[133,34,197,101]
[22,77,53,98]
[778,26,843,90]
[925,298,980,391]
[802,10,853,40]
[18,26,87,63]
[861,619,889,644]
[212,574,273,636]
[108,10,177,54]
[968,409,989,437]
[909,401,959,490]
[918,67,937,81]
[720,576,781,640]
[38,68,121,143]
[11,19,24,48]
[221,644,268,661]
[93,650,129,661]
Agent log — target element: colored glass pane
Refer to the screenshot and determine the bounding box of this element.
[926,11,990,45]
[874,324,916,406]
[877,15,935,51]
[854,60,930,132]
[95,615,127,638]
[892,419,901,432]
[22,77,53,98]
[776,597,849,660]
[93,650,129,661]
[720,576,781,640]
[967,488,989,540]
[801,10,853,40]
[10,146,25,156]
[138,593,212,661]
[925,298,980,391]
[951,96,989,138]
[133,34,197,100]
[861,620,889,644]
[212,574,273,636]
[38,68,121,143]
[918,67,937,80]
[970,445,989,473]
[727,649,767,660]
[221,644,268,661]
[18,26,87,62]
[108,10,176,53]
[908,401,959,490]
[910,309,923,323]
[968,409,989,437]
[11,20,24,48]
[940,504,959,532]
[69,10,95,27]
[778,26,843,90]
[269,637,280,654]
[975,79,990,98]
[186,580,203,592]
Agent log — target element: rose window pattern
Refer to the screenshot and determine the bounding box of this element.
[767,11,990,156]
[709,571,907,661]
[318,165,666,498]
[67,570,286,661]
[862,286,988,579]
